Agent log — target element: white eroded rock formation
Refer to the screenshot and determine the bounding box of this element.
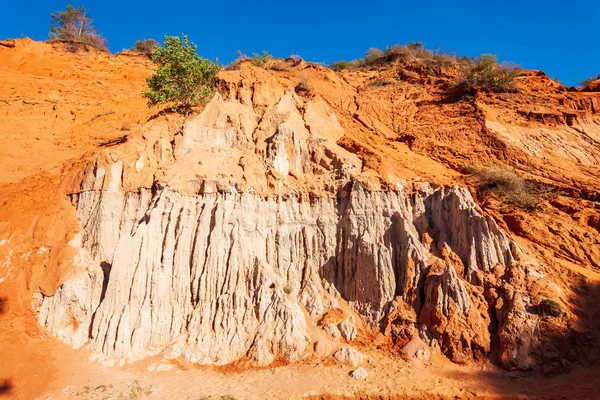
[36,86,540,369]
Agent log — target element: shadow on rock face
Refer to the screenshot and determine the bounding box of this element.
[439,277,600,399]
[534,278,600,376]
[438,365,600,400]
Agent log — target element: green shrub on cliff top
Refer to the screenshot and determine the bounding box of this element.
[142,35,220,113]
[456,54,519,93]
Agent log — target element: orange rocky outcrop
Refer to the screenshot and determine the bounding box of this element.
[1,39,599,399]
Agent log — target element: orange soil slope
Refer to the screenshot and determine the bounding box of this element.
[0,39,153,400]
[0,39,599,399]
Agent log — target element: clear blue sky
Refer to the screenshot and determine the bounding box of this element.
[1,1,598,86]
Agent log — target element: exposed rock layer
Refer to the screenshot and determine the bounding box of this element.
[36,78,543,370]
[39,177,521,366]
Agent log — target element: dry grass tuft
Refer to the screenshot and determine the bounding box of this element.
[130,39,158,58]
[295,78,311,95]
[370,78,394,87]
[469,166,538,209]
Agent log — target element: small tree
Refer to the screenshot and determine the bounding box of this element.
[50,5,107,50]
[142,35,220,113]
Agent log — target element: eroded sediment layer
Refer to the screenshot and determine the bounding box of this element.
[38,179,521,366]
[35,83,542,370]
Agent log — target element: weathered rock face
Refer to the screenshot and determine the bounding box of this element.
[496,292,539,370]
[35,86,541,369]
[419,263,491,363]
[39,179,516,366]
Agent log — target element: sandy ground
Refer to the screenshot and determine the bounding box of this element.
[30,343,599,400]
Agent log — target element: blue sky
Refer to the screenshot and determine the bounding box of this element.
[1,1,598,86]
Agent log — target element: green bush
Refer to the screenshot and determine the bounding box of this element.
[50,5,107,51]
[456,54,519,93]
[539,299,562,317]
[329,60,351,71]
[131,38,158,57]
[142,35,220,113]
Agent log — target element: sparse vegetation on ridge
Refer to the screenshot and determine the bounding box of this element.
[330,44,519,93]
[49,5,107,51]
[330,59,365,71]
[222,50,247,71]
[223,50,275,70]
[142,35,220,113]
[580,73,600,88]
[222,50,302,72]
[249,50,273,68]
[330,42,458,71]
